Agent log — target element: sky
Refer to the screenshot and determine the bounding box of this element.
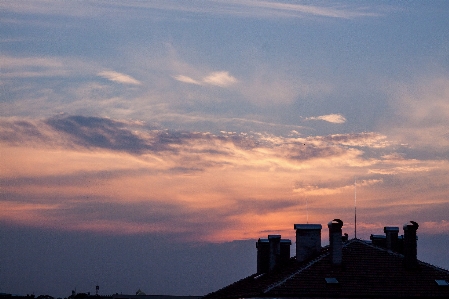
[1,0,449,297]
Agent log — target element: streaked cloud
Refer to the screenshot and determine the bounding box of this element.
[0,0,384,20]
[174,71,237,87]
[319,132,390,148]
[421,220,449,233]
[292,179,383,197]
[0,55,69,78]
[203,71,237,87]
[222,0,382,19]
[368,158,439,175]
[98,70,141,85]
[173,75,202,85]
[306,114,347,124]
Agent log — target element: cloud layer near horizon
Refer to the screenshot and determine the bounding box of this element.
[1,115,448,242]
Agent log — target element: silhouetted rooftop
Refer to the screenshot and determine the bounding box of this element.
[204,238,449,298]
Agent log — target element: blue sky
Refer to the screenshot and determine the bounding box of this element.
[1,1,449,297]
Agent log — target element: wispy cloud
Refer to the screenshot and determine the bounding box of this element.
[0,0,384,20]
[306,114,347,124]
[383,76,449,154]
[240,67,322,105]
[98,70,141,85]
[319,132,390,148]
[368,157,439,175]
[293,179,383,196]
[222,0,382,19]
[0,55,69,78]
[1,116,386,161]
[172,75,202,85]
[203,71,237,87]
[174,71,237,87]
[421,220,449,233]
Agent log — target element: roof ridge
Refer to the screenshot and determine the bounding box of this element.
[418,259,449,275]
[355,238,405,257]
[263,253,328,293]
[263,239,358,293]
[355,238,449,275]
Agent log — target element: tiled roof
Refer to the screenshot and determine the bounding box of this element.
[204,239,449,298]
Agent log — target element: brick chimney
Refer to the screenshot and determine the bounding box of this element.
[328,219,343,266]
[403,221,419,269]
[384,226,399,251]
[294,224,322,262]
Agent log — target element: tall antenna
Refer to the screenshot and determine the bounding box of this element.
[306,197,309,224]
[354,177,357,239]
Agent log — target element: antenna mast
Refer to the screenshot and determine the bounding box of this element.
[306,197,309,224]
[354,178,357,239]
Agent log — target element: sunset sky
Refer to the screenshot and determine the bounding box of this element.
[1,1,449,297]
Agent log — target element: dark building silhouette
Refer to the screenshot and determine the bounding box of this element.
[204,219,449,298]
[256,235,291,274]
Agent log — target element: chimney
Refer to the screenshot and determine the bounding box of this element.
[403,221,419,269]
[384,226,399,251]
[328,219,343,266]
[256,235,291,273]
[256,238,269,274]
[268,235,281,271]
[294,224,322,262]
[370,234,386,247]
[280,239,292,265]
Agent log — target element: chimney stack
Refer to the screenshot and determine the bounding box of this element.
[268,235,281,271]
[294,224,322,263]
[280,239,292,265]
[384,226,399,251]
[403,221,419,269]
[328,219,343,266]
[256,235,291,273]
[256,238,269,274]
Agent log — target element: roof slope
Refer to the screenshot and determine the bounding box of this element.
[204,239,449,298]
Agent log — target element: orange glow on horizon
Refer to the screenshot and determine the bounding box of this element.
[1,121,449,242]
